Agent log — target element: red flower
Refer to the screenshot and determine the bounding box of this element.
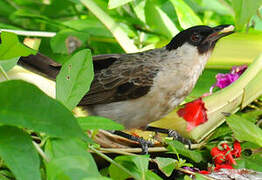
[232,141,241,158]
[177,98,208,131]
[210,141,241,171]
[199,170,210,174]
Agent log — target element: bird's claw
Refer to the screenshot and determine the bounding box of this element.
[137,137,153,154]
[167,130,192,149]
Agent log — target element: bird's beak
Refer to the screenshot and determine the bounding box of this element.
[204,25,235,43]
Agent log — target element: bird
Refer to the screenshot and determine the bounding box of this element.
[18,25,235,153]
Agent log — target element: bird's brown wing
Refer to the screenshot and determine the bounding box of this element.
[19,52,160,105]
[78,54,160,105]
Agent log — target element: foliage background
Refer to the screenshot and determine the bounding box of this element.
[0,0,262,179]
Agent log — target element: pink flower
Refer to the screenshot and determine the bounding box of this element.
[210,65,247,93]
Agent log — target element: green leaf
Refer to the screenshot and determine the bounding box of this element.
[170,0,202,29]
[208,124,232,141]
[240,110,262,123]
[145,171,162,180]
[45,138,101,180]
[132,0,146,23]
[50,30,89,54]
[0,80,83,138]
[109,155,151,180]
[0,32,36,60]
[195,174,207,180]
[235,154,262,172]
[145,0,179,38]
[0,126,41,180]
[56,49,94,110]
[226,114,262,146]
[77,116,124,130]
[0,57,20,72]
[108,0,133,9]
[80,0,139,53]
[0,173,9,180]
[0,0,16,18]
[154,157,177,177]
[166,140,203,163]
[232,0,262,30]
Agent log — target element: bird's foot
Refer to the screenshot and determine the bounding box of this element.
[145,126,192,149]
[112,130,153,154]
[167,129,191,149]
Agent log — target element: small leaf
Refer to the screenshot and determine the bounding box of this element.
[45,138,101,180]
[0,32,36,60]
[154,157,177,177]
[109,155,150,180]
[0,126,41,180]
[0,80,84,138]
[77,116,124,130]
[170,0,202,29]
[108,0,133,9]
[56,49,94,110]
[166,140,203,163]
[226,114,262,146]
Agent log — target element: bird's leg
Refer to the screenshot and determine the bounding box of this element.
[145,126,191,149]
[112,130,153,154]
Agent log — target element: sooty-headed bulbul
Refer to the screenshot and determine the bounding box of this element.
[18,25,234,153]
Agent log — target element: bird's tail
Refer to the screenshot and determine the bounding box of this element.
[18,53,61,81]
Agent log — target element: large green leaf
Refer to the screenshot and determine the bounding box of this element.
[109,155,155,180]
[50,30,89,54]
[166,140,203,163]
[80,0,138,53]
[232,0,262,30]
[235,154,262,171]
[145,0,179,38]
[0,32,36,60]
[56,49,94,110]
[0,1,16,18]
[0,126,41,180]
[170,0,202,29]
[226,114,262,146]
[108,0,133,9]
[77,116,124,131]
[0,80,83,138]
[45,138,101,180]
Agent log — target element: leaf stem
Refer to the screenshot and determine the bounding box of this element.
[32,141,50,162]
[0,29,56,37]
[0,65,9,80]
[89,145,137,179]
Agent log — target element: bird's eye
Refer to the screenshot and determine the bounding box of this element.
[191,33,201,42]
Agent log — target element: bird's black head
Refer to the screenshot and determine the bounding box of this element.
[166,25,234,54]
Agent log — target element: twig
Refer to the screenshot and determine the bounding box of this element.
[97,143,201,154]
[32,141,50,162]
[0,29,56,37]
[89,145,137,179]
[178,168,215,180]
